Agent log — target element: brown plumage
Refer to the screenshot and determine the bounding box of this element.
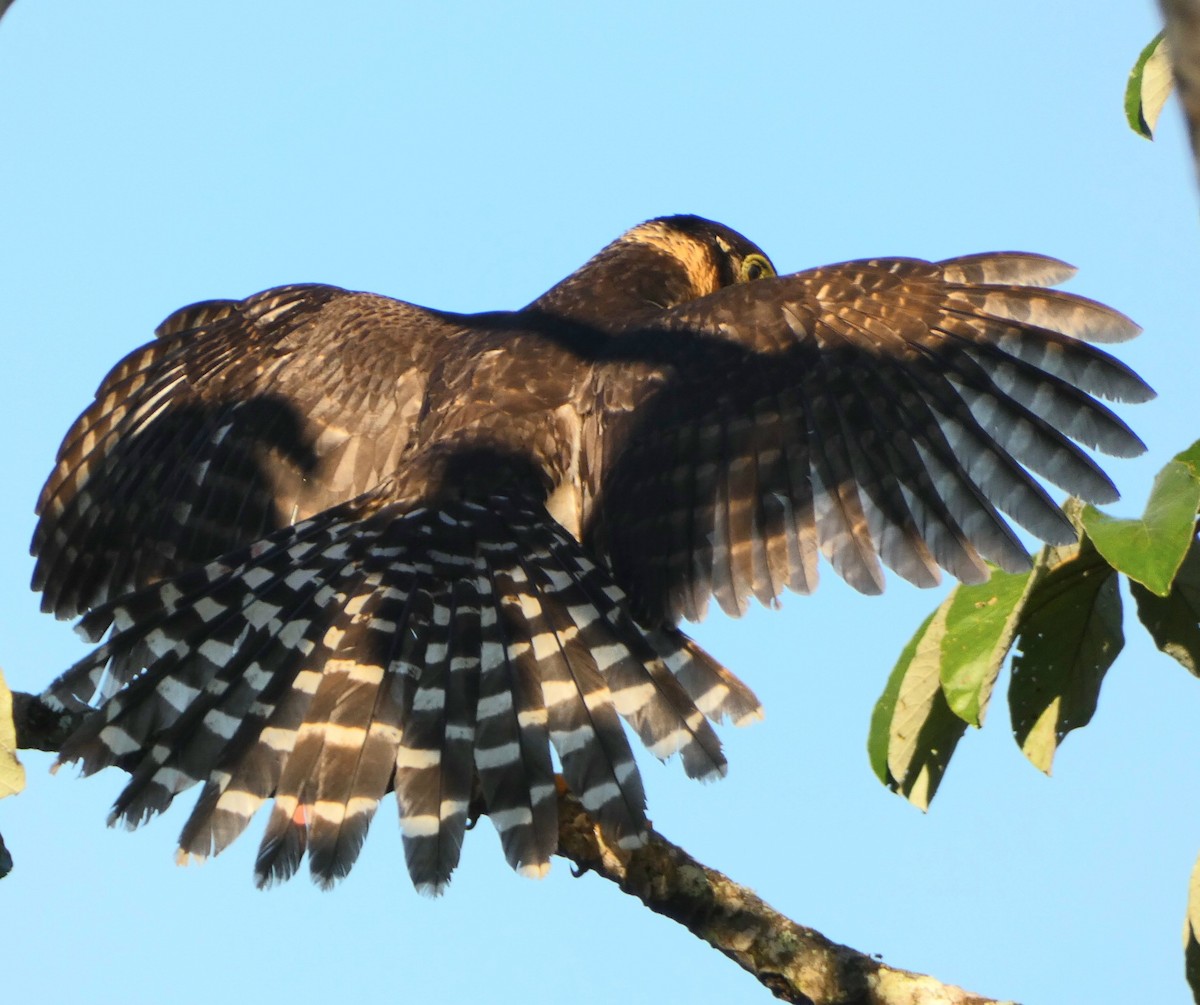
[34,215,1151,891]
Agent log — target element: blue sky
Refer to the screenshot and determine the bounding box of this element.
[1,3,1195,1002]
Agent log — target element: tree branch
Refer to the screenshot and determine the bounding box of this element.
[10,692,1013,1004]
[554,785,1012,1005]
[1161,0,1200,183]
[11,691,86,752]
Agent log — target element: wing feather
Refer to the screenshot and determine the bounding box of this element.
[33,285,455,618]
[587,254,1151,624]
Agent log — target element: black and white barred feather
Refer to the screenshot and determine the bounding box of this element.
[45,488,760,892]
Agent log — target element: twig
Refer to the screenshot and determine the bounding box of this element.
[11,692,86,752]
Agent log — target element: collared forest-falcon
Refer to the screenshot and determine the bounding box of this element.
[32,215,1153,893]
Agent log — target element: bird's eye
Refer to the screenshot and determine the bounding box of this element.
[739,254,775,283]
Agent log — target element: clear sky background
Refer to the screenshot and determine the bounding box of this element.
[1,3,1195,1003]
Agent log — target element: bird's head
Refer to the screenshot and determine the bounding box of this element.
[526,214,776,328]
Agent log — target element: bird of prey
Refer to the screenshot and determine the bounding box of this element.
[33,214,1152,893]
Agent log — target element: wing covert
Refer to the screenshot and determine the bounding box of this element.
[33,284,456,617]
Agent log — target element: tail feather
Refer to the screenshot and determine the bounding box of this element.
[393,578,480,896]
[656,634,764,728]
[178,662,321,864]
[540,534,728,780]
[474,556,558,879]
[124,569,365,829]
[255,637,383,887]
[500,549,647,850]
[44,487,762,889]
[306,582,412,888]
[54,521,372,823]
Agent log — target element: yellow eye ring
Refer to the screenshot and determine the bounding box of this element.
[739,253,775,283]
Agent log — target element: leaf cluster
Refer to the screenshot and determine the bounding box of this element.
[870,440,1200,806]
[871,440,1200,997]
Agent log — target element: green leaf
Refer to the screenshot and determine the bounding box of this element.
[1125,31,1174,139]
[0,667,24,801]
[1132,533,1200,676]
[1185,849,1200,1002]
[1082,442,1200,596]
[869,611,933,786]
[938,567,1035,727]
[867,605,969,810]
[1009,535,1123,773]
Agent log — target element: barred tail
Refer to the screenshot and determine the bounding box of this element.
[44,490,762,892]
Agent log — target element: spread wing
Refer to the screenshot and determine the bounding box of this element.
[33,284,459,618]
[585,253,1154,625]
